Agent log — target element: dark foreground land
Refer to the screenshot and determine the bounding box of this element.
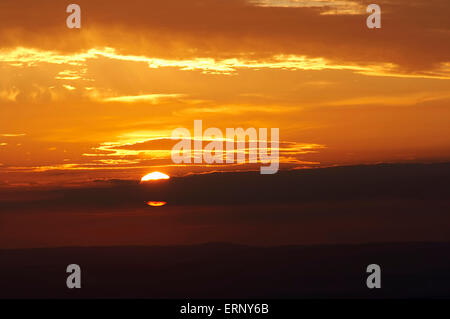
[1,242,450,299]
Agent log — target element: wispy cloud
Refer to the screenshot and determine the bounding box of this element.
[0,133,25,137]
[0,88,20,101]
[1,47,449,79]
[323,91,450,107]
[249,0,365,14]
[62,84,76,91]
[101,93,186,103]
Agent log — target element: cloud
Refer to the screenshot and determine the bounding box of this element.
[79,136,325,170]
[55,69,87,80]
[0,0,449,75]
[62,84,76,91]
[322,91,450,107]
[1,47,449,81]
[0,88,20,101]
[101,94,186,103]
[250,0,365,14]
[0,133,26,137]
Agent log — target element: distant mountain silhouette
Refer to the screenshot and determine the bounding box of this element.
[1,242,450,298]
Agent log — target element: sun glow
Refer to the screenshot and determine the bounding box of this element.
[147,201,167,207]
[140,171,170,182]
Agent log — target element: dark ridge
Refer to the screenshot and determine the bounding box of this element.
[1,241,450,298]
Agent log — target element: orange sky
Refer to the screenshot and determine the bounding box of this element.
[0,0,450,186]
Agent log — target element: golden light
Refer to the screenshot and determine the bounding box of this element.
[140,171,170,182]
[147,201,167,207]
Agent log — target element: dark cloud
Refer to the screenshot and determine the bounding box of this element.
[0,0,449,74]
[1,162,449,210]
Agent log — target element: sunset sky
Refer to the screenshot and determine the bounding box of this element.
[1,0,450,186]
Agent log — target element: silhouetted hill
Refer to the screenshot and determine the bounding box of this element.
[1,242,450,298]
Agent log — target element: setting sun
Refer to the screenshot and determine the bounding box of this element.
[147,201,167,207]
[140,172,170,182]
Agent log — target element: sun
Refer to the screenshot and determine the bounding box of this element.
[147,201,167,207]
[140,171,170,182]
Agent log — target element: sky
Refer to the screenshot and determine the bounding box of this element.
[0,0,450,186]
